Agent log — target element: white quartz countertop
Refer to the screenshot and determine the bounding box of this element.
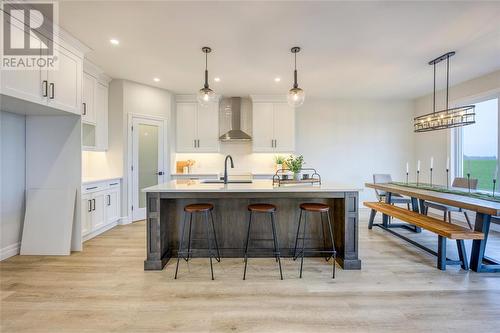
[142,180,361,193]
[82,176,122,185]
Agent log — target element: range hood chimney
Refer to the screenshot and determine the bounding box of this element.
[219,97,252,141]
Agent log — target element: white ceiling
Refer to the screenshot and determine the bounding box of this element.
[59,1,500,99]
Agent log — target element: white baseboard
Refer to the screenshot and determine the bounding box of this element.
[0,242,20,261]
[118,216,132,225]
[82,220,118,242]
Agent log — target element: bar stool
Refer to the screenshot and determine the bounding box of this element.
[174,203,220,280]
[293,203,336,278]
[243,204,283,280]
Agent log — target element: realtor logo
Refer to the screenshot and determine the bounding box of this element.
[1,1,58,70]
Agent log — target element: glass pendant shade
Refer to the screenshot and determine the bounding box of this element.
[287,87,305,107]
[197,87,217,107]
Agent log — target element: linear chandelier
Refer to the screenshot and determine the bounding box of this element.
[414,52,475,133]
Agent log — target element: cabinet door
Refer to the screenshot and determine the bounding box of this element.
[81,196,93,236]
[273,103,295,152]
[82,73,96,123]
[0,21,47,105]
[252,103,275,152]
[176,103,198,152]
[47,46,82,114]
[95,83,108,150]
[91,192,106,230]
[105,188,120,223]
[196,102,219,152]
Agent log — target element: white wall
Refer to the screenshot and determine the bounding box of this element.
[0,111,26,259]
[176,98,416,201]
[414,69,500,185]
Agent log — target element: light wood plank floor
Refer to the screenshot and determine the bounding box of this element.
[1,210,500,333]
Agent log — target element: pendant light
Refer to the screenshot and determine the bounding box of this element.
[414,52,475,133]
[197,46,217,107]
[287,46,305,107]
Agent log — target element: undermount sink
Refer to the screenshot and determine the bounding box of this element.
[200,179,253,184]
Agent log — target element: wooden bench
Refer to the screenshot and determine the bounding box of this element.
[364,202,484,270]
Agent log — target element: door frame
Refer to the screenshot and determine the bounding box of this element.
[127,113,168,222]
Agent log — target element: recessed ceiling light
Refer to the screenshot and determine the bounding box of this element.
[109,38,120,45]
[153,77,160,82]
[274,77,281,82]
[214,77,221,82]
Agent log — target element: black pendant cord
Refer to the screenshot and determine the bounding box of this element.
[204,52,209,89]
[446,54,450,111]
[293,52,298,89]
[433,62,436,114]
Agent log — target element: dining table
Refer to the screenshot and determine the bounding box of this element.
[365,182,500,273]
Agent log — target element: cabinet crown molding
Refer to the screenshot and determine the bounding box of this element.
[83,60,112,84]
[250,95,287,103]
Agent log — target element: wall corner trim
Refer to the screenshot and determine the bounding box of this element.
[0,242,21,261]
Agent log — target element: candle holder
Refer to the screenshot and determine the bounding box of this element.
[446,169,449,189]
[416,170,420,187]
[406,172,409,185]
[430,168,433,187]
[467,173,471,193]
[493,179,497,198]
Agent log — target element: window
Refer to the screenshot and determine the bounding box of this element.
[456,97,499,190]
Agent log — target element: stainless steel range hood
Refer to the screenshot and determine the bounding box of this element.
[219,97,252,141]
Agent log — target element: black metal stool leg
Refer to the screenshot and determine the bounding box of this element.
[299,211,308,278]
[210,210,221,262]
[293,209,303,260]
[186,213,193,261]
[205,212,214,280]
[326,212,336,279]
[174,212,189,279]
[270,212,283,280]
[320,212,329,262]
[243,211,253,280]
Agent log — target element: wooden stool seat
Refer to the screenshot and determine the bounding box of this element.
[300,203,330,212]
[184,203,214,212]
[248,203,277,213]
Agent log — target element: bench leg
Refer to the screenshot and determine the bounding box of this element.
[437,236,446,271]
[456,240,469,270]
[368,209,376,230]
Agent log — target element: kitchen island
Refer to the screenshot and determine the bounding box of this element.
[143,180,361,271]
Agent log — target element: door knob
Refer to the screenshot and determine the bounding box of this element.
[157,171,164,176]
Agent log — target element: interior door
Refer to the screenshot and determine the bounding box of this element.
[132,117,165,221]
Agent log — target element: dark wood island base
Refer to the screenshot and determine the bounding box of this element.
[143,182,361,271]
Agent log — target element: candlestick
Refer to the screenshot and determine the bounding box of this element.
[446,169,449,189]
[493,178,497,198]
[467,173,471,193]
[417,160,421,172]
[430,168,433,187]
[446,156,450,171]
[406,172,409,185]
[406,162,409,174]
[430,157,434,169]
[417,170,420,187]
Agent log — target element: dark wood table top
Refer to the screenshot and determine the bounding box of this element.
[365,182,500,216]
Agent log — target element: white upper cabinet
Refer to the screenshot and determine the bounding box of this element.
[82,61,111,152]
[46,46,82,115]
[82,73,96,124]
[176,99,219,153]
[252,100,295,153]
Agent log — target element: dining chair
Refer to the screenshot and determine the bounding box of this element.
[424,177,478,229]
[368,174,412,229]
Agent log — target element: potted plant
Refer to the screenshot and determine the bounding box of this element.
[286,155,304,180]
[274,155,286,171]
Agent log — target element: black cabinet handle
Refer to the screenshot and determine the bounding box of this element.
[86,186,97,190]
[109,182,118,186]
[107,194,111,206]
[49,83,55,99]
[82,102,86,115]
[42,80,48,97]
[88,200,92,212]
[92,198,96,211]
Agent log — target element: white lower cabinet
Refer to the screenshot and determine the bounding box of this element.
[82,180,121,241]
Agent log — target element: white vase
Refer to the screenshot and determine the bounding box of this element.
[293,173,301,181]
